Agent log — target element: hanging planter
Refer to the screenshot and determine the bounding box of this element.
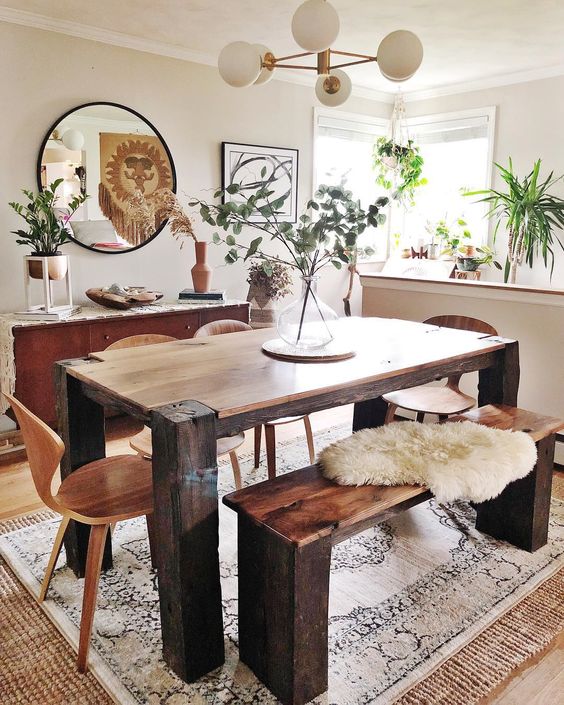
[373,136,426,206]
[372,93,427,207]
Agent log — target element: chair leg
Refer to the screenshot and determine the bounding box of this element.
[384,403,398,424]
[416,411,425,423]
[39,515,70,603]
[77,524,109,673]
[230,450,243,490]
[146,514,158,570]
[254,425,262,469]
[265,424,277,480]
[438,414,448,422]
[303,415,315,465]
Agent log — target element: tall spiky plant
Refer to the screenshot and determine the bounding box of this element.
[466,159,564,284]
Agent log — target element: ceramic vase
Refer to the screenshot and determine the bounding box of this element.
[191,241,212,293]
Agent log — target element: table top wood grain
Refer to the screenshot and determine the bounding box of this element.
[67,317,507,418]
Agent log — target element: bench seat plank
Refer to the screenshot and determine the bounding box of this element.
[223,466,430,547]
[450,404,564,440]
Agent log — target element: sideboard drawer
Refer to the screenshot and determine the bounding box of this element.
[89,312,200,352]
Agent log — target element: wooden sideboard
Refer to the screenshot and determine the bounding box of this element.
[12,302,249,427]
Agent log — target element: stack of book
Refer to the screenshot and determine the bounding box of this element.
[178,289,226,304]
[14,306,81,322]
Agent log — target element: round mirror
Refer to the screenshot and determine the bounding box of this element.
[37,102,176,254]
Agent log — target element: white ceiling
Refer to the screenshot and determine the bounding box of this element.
[3,0,564,97]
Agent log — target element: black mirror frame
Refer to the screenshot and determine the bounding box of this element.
[36,101,177,255]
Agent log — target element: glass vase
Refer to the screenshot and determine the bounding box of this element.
[277,275,338,350]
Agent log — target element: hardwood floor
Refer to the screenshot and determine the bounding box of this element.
[0,406,561,704]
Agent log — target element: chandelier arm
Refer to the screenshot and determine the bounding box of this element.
[271,64,319,70]
[330,49,377,60]
[272,51,314,62]
[330,58,378,70]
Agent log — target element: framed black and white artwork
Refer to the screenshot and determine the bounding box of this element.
[221,142,299,223]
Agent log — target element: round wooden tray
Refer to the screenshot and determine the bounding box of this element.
[261,338,356,363]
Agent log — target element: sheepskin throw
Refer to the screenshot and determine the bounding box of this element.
[319,421,537,504]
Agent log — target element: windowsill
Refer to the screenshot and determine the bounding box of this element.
[359,273,564,307]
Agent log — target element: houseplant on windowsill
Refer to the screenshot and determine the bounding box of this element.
[466,159,564,284]
[9,179,88,280]
[190,181,388,349]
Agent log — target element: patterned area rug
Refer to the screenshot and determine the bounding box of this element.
[1,425,563,705]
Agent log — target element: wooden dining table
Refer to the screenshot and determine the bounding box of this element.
[54,316,519,684]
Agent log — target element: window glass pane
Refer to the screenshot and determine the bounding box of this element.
[315,118,389,258]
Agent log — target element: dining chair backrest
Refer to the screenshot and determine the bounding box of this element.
[423,315,498,391]
[194,319,253,338]
[424,315,498,337]
[105,334,178,351]
[3,393,63,511]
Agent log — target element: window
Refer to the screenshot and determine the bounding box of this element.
[397,108,496,249]
[313,109,389,258]
[313,106,495,258]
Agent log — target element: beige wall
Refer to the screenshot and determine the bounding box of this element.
[406,77,564,289]
[0,22,389,316]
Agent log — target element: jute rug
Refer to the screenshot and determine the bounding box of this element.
[1,426,563,705]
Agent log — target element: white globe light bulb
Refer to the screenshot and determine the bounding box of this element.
[315,69,352,107]
[292,0,340,52]
[377,30,423,82]
[253,44,275,85]
[218,41,262,88]
[61,129,84,151]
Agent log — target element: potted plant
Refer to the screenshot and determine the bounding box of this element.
[9,179,88,280]
[373,137,427,206]
[439,218,473,259]
[246,261,293,328]
[189,180,387,349]
[466,159,564,283]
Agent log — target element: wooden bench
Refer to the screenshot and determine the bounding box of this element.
[223,405,563,705]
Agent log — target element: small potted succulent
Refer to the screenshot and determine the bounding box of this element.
[9,179,88,280]
[246,261,292,328]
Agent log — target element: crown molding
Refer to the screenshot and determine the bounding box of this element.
[403,63,564,102]
[2,6,564,106]
[0,6,218,66]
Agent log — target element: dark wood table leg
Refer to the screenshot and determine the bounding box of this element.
[474,340,553,552]
[352,396,389,432]
[151,401,224,682]
[54,361,110,577]
[238,513,331,705]
[475,435,554,551]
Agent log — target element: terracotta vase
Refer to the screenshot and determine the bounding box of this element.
[26,254,69,281]
[191,241,212,293]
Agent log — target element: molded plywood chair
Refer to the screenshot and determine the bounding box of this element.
[383,315,498,424]
[4,393,153,673]
[120,332,246,489]
[194,320,315,479]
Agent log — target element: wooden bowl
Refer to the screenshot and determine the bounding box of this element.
[86,288,164,310]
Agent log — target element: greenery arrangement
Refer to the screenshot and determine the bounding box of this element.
[425,217,472,257]
[189,180,388,278]
[9,180,88,255]
[373,137,427,206]
[126,188,197,246]
[466,159,564,283]
[247,261,292,301]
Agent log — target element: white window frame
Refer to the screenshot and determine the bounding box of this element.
[312,105,497,254]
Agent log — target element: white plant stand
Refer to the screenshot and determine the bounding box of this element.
[24,256,73,314]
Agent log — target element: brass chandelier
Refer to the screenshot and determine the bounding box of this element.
[218,0,423,107]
